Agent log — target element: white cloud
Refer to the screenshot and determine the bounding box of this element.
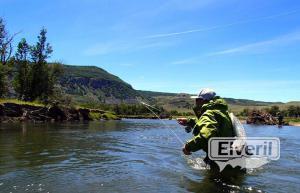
[169,30,300,65]
[143,27,218,39]
[142,9,300,39]
[210,31,300,56]
[110,0,216,34]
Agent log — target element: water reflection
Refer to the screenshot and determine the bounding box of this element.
[0,120,299,193]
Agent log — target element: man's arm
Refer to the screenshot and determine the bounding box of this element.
[186,118,197,128]
[184,111,219,152]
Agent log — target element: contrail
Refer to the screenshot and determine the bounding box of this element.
[143,9,300,39]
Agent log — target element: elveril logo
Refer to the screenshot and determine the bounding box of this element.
[208,137,280,171]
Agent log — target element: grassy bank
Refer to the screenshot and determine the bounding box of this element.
[0,98,120,121]
[89,111,119,120]
[0,99,45,107]
[284,117,300,126]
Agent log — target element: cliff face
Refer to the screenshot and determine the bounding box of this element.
[59,65,140,104]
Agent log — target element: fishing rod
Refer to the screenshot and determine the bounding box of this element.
[136,98,185,146]
[137,97,207,169]
[139,100,162,113]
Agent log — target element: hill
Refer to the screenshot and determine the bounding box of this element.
[59,65,141,104]
[138,90,286,113]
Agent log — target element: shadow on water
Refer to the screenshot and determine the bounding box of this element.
[182,156,248,193]
[184,169,246,193]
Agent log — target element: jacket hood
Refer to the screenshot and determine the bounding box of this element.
[202,96,228,112]
[193,96,228,118]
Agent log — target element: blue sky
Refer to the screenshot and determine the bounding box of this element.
[1,0,300,102]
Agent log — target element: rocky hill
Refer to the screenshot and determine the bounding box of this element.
[59,65,141,104]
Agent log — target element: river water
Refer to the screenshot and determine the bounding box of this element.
[0,119,299,193]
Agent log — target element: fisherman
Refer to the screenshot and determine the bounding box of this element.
[177,88,234,168]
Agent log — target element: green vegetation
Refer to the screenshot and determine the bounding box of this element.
[88,111,119,120]
[285,117,300,123]
[0,64,8,97]
[102,112,118,120]
[63,65,125,82]
[0,18,11,97]
[239,105,300,117]
[0,17,63,102]
[0,98,44,107]
[60,65,140,104]
[15,29,63,101]
[88,112,102,120]
[139,91,282,113]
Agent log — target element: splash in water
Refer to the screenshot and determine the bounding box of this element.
[185,156,210,170]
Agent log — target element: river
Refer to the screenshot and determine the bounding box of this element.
[0,119,299,193]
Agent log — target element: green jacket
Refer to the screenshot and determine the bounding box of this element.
[185,96,234,153]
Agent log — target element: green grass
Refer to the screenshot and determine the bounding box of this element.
[0,98,45,107]
[284,117,300,123]
[102,112,118,120]
[88,112,102,120]
[88,111,119,120]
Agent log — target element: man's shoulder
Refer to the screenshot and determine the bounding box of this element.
[197,110,216,121]
[200,109,229,121]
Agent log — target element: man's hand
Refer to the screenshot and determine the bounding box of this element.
[177,118,188,126]
[182,145,191,155]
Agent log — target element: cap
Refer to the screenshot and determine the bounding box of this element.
[191,88,216,100]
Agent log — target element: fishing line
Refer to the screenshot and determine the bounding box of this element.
[137,99,185,145]
[139,101,162,112]
[137,98,206,168]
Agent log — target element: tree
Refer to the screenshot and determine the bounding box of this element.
[0,64,8,97]
[14,38,31,100]
[268,105,280,116]
[47,62,64,97]
[0,17,15,97]
[29,28,53,101]
[287,105,297,117]
[296,106,300,117]
[0,18,16,65]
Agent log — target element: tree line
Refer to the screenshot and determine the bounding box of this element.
[239,105,300,118]
[0,17,62,102]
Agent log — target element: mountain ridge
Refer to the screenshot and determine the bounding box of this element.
[58,64,299,111]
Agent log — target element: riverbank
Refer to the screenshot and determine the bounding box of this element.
[2,99,299,126]
[0,99,119,122]
[287,121,300,127]
[240,118,300,127]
